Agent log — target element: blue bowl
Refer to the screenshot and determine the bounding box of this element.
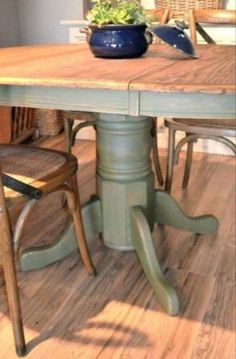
[88,24,149,59]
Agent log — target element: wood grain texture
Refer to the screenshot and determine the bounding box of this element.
[0,44,235,94]
[0,135,235,358]
[130,45,236,93]
[188,9,236,45]
[0,44,175,90]
[0,107,11,143]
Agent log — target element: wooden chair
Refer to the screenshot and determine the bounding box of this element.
[62,9,171,187]
[164,9,236,192]
[0,144,96,356]
[0,107,37,144]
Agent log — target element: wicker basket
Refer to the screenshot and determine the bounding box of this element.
[37,109,64,136]
[157,0,224,12]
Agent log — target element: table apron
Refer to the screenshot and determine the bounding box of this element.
[139,91,236,119]
[0,86,235,119]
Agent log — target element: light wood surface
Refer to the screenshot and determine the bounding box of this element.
[0,44,235,93]
[0,44,234,121]
[130,45,235,93]
[0,135,235,358]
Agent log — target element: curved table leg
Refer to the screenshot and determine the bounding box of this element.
[131,206,179,316]
[20,195,101,271]
[155,190,219,233]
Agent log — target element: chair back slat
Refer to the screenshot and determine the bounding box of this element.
[145,8,170,23]
[189,9,236,44]
[0,107,12,143]
[11,107,37,142]
[192,9,236,25]
[0,107,37,144]
[157,0,224,12]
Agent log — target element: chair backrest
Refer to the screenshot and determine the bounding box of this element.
[189,9,236,44]
[145,9,170,43]
[157,0,224,20]
[145,8,170,24]
[157,0,224,10]
[0,106,37,144]
[11,107,37,143]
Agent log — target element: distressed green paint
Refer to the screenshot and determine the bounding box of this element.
[154,190,219,233]
[96,113,155,249]
[0,86,234,119]
[0,86,129,115]
[20,196,101,271]
[140,92,236,119]
[131,206,179,315]
[20,221,76,271]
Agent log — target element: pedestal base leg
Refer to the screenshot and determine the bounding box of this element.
[131,206,179,316]
[155,190,219,233]
[20,195,101,271]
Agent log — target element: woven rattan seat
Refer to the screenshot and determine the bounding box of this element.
[172,118,235,128]
[165,118,236,137]
[0,145,77,200]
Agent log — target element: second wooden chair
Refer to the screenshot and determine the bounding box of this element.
[164,9,236,192]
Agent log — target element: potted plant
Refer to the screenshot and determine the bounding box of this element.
[84,0,151,58]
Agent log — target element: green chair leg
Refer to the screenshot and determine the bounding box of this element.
[164,127,176,193]
[152,118,164,186]
[131,206,179,316]
[63,118,74,153]
[182,136,194,189]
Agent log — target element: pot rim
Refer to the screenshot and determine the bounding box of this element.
[89,23,147,31]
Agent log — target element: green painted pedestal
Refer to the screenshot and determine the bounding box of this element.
[96,114,155,250]
[20,114,218,316]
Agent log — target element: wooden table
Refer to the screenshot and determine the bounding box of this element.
[0,43,235,316]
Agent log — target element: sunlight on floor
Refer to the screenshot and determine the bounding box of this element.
[30,300,233,357]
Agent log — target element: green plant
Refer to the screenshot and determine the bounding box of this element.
[87,0,148,26]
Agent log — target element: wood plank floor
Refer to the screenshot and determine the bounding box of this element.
[0,134,235,359]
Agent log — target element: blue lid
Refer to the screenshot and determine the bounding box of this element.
[151,23,199,58]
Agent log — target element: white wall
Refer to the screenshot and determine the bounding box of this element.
[0,0,20,46]
[17,0,83,45]
[1,0,234,46]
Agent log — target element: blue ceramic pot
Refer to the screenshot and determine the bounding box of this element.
[88,24,149,59]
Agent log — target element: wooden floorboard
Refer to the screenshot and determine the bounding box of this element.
[0,134,235,358]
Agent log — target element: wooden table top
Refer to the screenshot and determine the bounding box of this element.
[0,43,235,94]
